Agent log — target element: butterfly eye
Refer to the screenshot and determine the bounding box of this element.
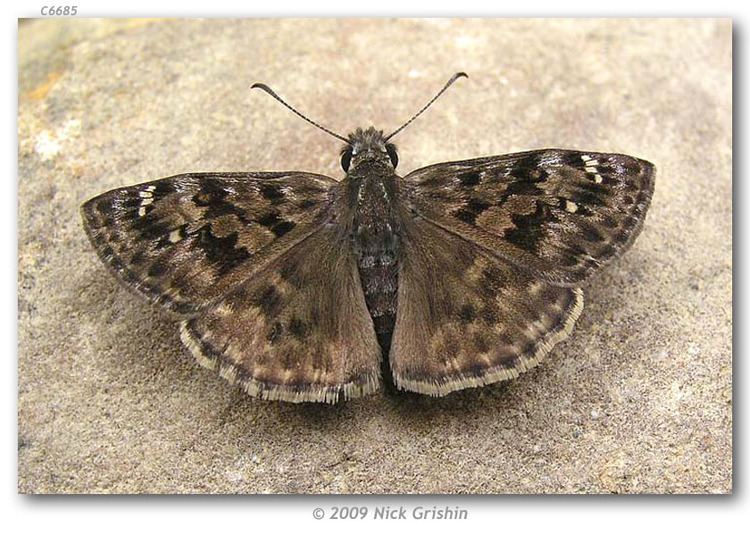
[341,148,353,171]
[386,143,399,168]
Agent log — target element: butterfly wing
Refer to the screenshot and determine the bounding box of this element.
[391,148,653,395]
[81,172,335,314]
[83,173,381,403]
[180,223,382,403]
[390,217,582,396]
[403,149,655,285]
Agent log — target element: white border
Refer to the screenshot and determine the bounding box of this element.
[6,2,743,536]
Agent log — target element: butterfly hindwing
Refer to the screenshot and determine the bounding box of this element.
[390,217,582,395]
[404,149,655,286]
[81,172,336,314]
[179,224,382,403]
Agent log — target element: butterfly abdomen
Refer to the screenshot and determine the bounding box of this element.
[345,164,402,354]
[357,248,399,344]
[355,237,399,391]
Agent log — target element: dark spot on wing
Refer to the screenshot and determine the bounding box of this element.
[255,285,283,317]
[504,200,557,253]
[499,355,521,370]
[465,363,490,379]
[257,212,281,227]
[459,171,481,186]
[580,222,605,243]
[96,198,111,213]
[600,215,618,228]
[451,198,491,225]
[148,260,168,278]
[560,152,587,169]
[453,208,477,224]
[474,335,490,354]
[135,219,170,240]
[570,189,608,207]
[259,183,285,204]
[271,220,295,237]
[130,250,146,265]
[599,244,616,257]
[119,197,141,209]
[257,211,296,237]
[288,317,307,339]
[510,153,549,182]
[195,224,250,275]
[153,181,175,196]
[458,303,477,324]
[193,180,250,221]
[503,180,545,198]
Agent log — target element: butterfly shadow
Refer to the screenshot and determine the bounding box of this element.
[72,267,194,395]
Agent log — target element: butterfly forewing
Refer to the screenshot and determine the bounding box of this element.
[404,149,655,286]
[81,172,336,314]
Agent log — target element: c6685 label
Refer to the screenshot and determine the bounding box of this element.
[41,6,78,15]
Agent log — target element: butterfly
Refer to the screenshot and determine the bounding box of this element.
[81,73,655,403]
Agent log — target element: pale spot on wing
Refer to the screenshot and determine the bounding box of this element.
[168,228,183,243]
[137,185,158,217]
[527,282,544,296]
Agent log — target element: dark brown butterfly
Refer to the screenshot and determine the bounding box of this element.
[81,73,655,403]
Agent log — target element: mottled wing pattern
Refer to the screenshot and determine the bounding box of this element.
[81,172,335,314]
[404,149,655,285]
[391,217,583,395]
[180,225,382,403]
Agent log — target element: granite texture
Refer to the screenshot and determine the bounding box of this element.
[18,18,731,494]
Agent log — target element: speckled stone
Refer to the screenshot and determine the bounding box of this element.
[18,18,731,494]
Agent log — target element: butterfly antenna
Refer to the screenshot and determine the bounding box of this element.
[384,72,468,142]
[251,83,350,143]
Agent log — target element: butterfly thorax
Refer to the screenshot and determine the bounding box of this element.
[341,128,403,356]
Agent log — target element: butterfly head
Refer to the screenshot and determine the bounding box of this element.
[340,127,398,172]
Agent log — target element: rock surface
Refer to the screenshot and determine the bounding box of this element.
[18,18,731,493]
